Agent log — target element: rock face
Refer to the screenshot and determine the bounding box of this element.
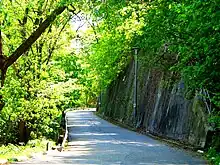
[99,56,208,148]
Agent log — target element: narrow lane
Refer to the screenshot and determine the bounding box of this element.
[13,110,207,165]
[66,110,206,165]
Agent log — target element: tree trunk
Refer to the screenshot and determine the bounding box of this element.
[0,4,67,111]
[0,30,6,111]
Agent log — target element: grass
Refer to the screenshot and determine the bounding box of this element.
[207,148,220,165]
[0,138,55,161]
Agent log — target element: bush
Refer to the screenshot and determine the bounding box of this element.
[207,148,220,165]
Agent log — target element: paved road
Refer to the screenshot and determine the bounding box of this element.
[14,110,207,165]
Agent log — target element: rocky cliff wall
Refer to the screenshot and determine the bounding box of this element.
[99,54,209,148]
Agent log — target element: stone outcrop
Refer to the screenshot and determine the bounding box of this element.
[99,54,209,148]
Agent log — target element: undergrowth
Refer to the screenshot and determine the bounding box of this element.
[0,138,55,161]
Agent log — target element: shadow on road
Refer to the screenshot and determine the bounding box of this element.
[62,110,206,165]
[13,110,206,165]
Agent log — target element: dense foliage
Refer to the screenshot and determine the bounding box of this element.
[0,0,219,163]
[0,0,95,144]
[85,0,220,107]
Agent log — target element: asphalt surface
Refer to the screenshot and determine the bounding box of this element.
[13,110,207,165]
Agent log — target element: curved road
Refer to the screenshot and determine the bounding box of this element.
[14,110,207,165]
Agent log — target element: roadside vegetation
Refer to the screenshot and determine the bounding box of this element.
[0,0,95,160]
[0,139,54,161]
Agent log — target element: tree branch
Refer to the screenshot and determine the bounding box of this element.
[45,16,71,65]
[0,30,7,70]
[5,5,67,68]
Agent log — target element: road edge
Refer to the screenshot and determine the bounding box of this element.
[95,112,209,164]
[61,111,69,150]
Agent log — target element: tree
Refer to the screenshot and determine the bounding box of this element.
[0,0,68,111]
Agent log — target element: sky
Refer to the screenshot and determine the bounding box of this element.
[70,14,89,50]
